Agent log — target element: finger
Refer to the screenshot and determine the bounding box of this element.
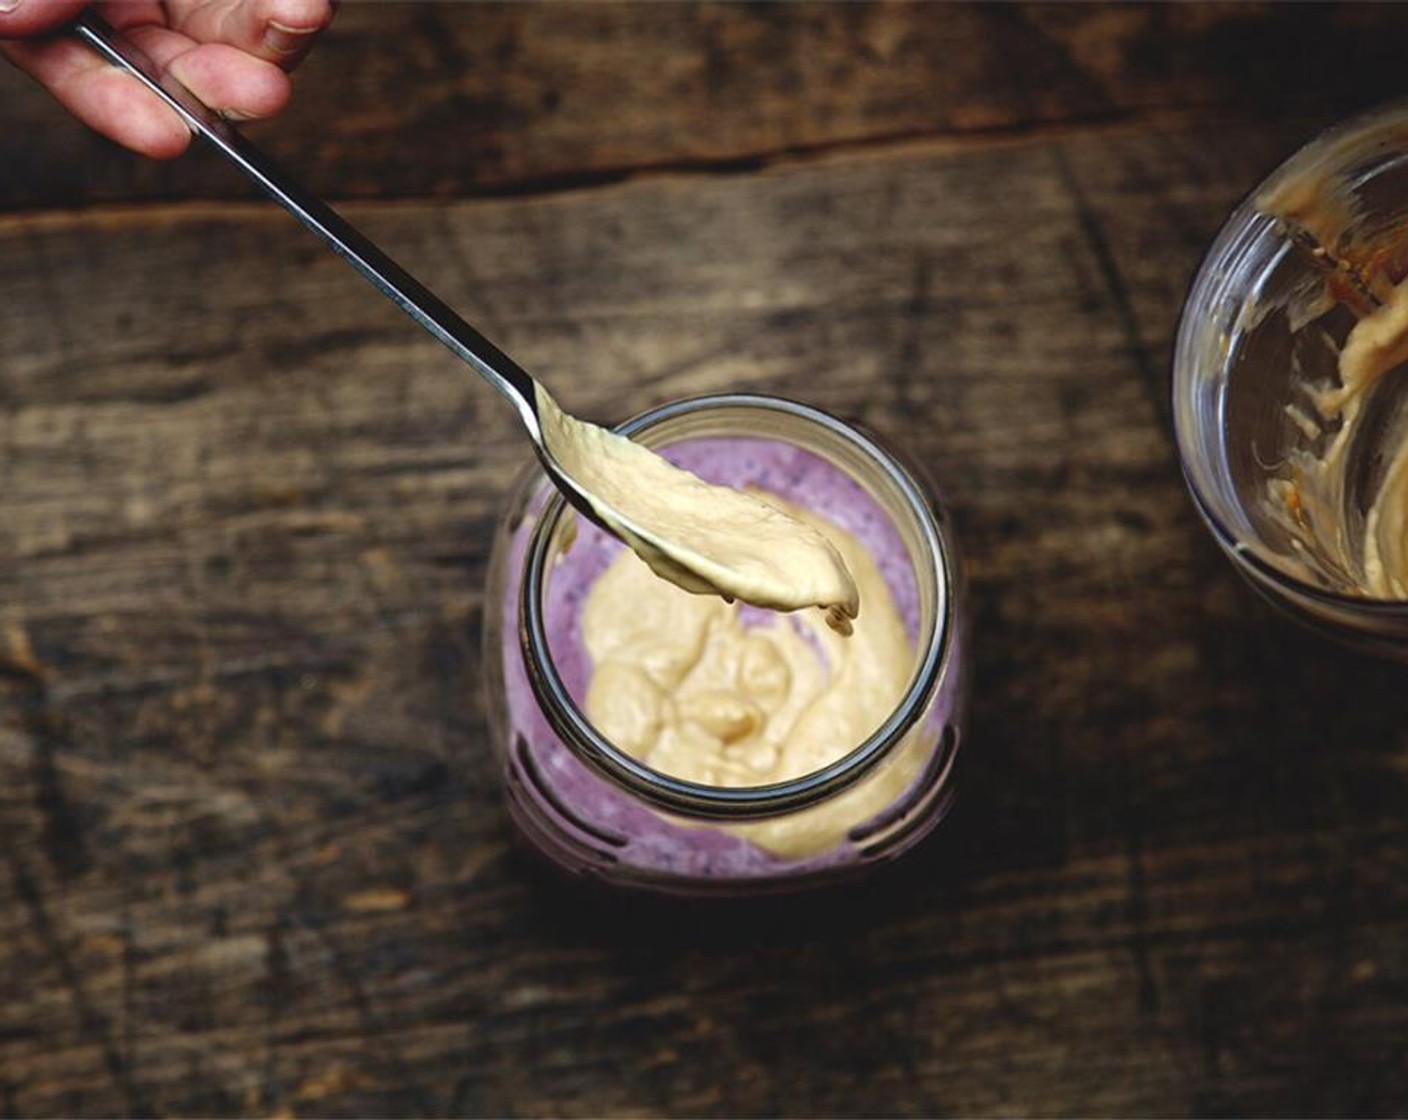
[1,15,293,158]
[0,0,88,39]
[170,41,291,120]
[165,0,333,70]
[97,2,182,34]
[117,21,290,123]
[0,3,191,159]
[0,36,193,157]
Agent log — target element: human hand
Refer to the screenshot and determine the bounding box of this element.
[0,0,333,158]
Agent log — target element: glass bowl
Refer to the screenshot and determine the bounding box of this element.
[1174,100,1408,655]
[483,393,968,895]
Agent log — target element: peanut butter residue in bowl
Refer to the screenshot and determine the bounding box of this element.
[1260,162,1408,599]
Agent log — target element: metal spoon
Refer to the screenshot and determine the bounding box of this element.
[71,9,604,528]
[71,11,866,621]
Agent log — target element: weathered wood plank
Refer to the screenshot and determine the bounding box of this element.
[5,114,1408,1116]
[3,2,1408,209]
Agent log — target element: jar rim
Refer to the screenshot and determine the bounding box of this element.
[519,392,955,819]
[1172,96,1408,617]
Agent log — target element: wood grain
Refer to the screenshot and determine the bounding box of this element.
[3,3,1408,209]
[6,2,1408,1116]
[5,108,1408,1115]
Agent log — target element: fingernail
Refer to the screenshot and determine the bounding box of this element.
[263,20,315,56]
[0,1,23,15]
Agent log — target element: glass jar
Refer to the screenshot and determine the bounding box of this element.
[483,393,967,895]
[1174,100,1408,656]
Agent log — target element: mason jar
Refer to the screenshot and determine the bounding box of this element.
[483,393,967,895]
[1174,100,1408,655]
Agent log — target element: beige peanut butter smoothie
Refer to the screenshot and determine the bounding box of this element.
[495,397,961,887]
[579,497,922,858]
[521,392,935,860]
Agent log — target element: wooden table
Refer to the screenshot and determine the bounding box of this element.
[5,4,1408,1116]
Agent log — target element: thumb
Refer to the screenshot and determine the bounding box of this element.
[0,1,91,39]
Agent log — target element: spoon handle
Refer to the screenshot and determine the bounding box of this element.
[71,10,541,432]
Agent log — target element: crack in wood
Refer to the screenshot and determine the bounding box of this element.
[1051,144,1174,443]
[3,852,153,1117]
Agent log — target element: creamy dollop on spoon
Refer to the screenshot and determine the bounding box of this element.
[535,387,860,634]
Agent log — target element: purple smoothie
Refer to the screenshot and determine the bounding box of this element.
[498,435,960,888]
